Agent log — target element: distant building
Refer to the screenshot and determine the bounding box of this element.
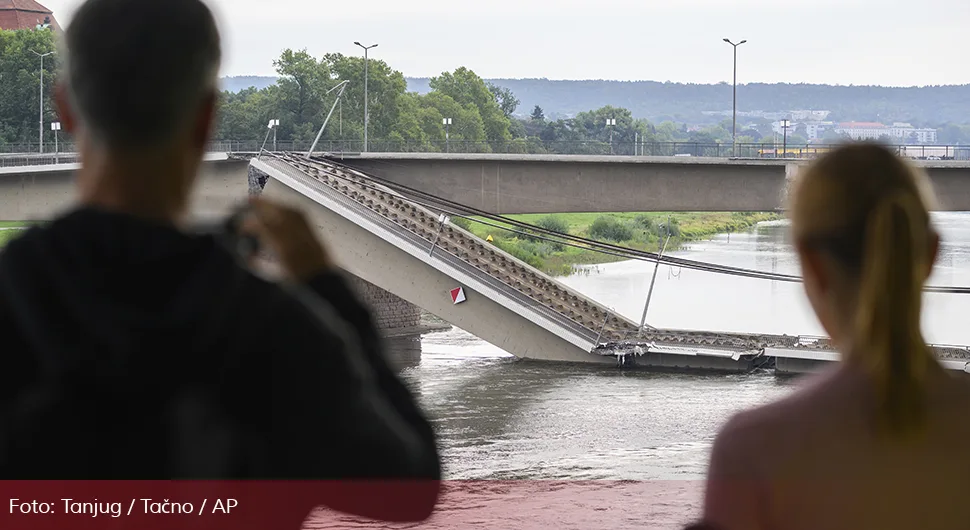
[805,122,835,141]
[915,128,938,144]
[0,0,59,32]
[888,123,938,144]
[789,110,831,121]
[835,122,890,141]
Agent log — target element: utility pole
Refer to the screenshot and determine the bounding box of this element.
[606,118,616,155]
[51,121,61,163]
[638,217,672,337]
[443,118,452,152]
[782,118,790,159]
[354,42,378,152]
[31,50,54,154]
[723,39,747,157]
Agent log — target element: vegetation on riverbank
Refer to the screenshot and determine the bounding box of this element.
[453,212,782,276]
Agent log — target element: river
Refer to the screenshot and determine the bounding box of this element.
[330,213,970,529]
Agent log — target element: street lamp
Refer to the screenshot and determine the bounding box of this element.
[354,41,379,152]
[443,118,452,152]
[31,50,54,154]
[606,118,617,155]
[723,38,747,156]
[260,119,280,153]
[780,119,791,159]
[51,121,61,161]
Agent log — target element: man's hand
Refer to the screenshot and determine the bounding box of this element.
[241,197,335,282]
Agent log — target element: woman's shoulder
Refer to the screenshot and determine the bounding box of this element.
[712,366,861,465]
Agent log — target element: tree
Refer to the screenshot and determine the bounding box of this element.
[531,105,545,122]
[273,49,329,137]
[430,67,511,147]
[0,28,58,146]
[487,82,519,119]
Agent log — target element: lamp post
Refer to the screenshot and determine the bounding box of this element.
[723,38,747,157]
[780,119,791,159]
[31,50,54,154]
[443,118,452,152]
[606,118,617,155]
[51,121,61,162]
[260,119,280,154]
[354,42,378,152]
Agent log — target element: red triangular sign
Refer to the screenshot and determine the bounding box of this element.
[450,287,466,305]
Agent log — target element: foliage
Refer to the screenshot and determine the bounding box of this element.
[458,212,782,276]
[531,105,545,122]
[451,217,472,230]
[536,215,569,234]
[588,216,634,242]
[0,28,58,146]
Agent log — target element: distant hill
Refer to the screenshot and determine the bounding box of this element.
[408,78,970,125]
[220,75,970,125]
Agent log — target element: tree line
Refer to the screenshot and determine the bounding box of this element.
[4,27,970,151]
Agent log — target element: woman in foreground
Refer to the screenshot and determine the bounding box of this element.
[698,144,970,530]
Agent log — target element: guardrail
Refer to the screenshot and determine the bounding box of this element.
[260,153,615,348]
[4,140,969,161]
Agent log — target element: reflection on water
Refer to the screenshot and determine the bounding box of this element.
[381,213,970,527]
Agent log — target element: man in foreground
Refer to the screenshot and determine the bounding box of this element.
[0,0,440,521]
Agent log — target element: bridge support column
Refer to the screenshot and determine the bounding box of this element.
[348,275,424,333]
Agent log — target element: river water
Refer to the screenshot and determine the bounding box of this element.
[347,213,970,529]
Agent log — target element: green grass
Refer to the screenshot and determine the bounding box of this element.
[453,212,783,276]
[0,222,29,248]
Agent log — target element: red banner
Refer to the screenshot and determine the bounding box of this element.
[0,480,705,529]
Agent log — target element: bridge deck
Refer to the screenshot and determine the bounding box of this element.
[253,153,970,374]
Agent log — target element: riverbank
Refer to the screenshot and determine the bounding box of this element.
[454,212,782,276]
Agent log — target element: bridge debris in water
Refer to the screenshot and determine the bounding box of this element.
[250,152,970,377]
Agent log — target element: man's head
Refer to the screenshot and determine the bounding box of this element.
[58,0,221,157]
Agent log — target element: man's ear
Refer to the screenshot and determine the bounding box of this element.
[54,83,77,134]
[193,91,218,149]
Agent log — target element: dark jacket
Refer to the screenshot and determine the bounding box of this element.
[0,208,440,513]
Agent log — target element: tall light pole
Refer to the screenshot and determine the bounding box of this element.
[606,118,617,155]
[443,118,452,152]
[723,39,747,156]
[781,118,791,159]
[354,42,378,152]
[32,50,54,154]
[51,121,61,162]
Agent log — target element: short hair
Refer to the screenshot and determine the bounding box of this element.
[62,0,222,149]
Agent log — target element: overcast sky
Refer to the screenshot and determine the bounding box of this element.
[41,0,970,86]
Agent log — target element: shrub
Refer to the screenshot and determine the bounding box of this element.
[536,215,570,234]
[531,215,569,251]
[588,216,633,242]
[633,215,654,230]
[451,217,472,231]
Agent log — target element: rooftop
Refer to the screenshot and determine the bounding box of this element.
[0,0,59,32]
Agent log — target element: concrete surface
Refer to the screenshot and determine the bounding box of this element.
[257,172,611,364]
[333,153,970,213]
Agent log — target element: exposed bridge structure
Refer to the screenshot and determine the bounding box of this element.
[249,152,970,375]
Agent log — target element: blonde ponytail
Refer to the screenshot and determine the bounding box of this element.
[853,192,933,434]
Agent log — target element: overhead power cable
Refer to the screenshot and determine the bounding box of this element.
[282,153,970,295]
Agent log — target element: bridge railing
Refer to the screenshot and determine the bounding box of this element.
[4,140,969,162]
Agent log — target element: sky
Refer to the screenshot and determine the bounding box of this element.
[40,0,970,87]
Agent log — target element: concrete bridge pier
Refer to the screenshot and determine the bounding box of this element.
[349,276,424,332]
